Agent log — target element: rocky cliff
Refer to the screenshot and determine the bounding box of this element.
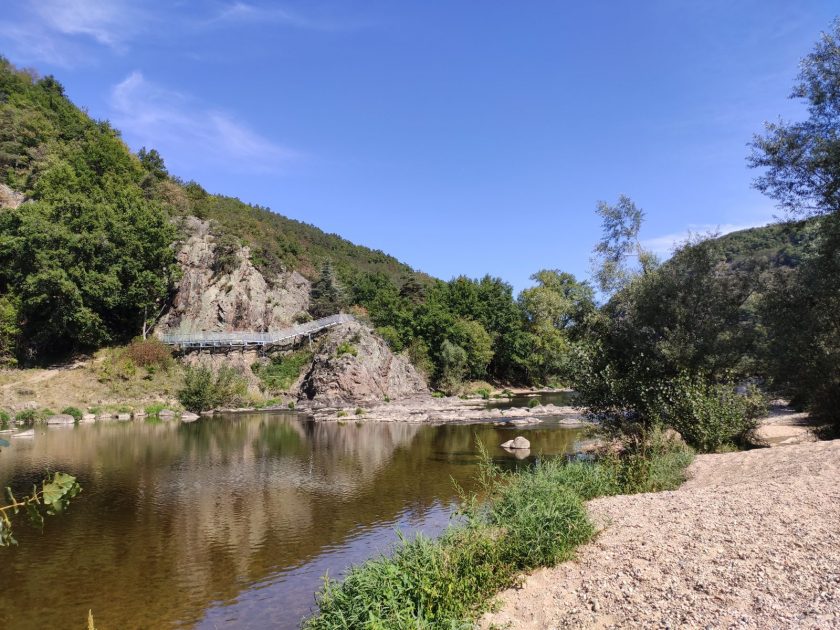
[0,184,24,209]
[300,321,428,406]
[157,216,310,333]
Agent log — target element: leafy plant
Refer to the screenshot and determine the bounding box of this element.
[1,472,81,546]
[61,406,83,423]
[253,350,312,394]
[177,366,247,412]
[336,341,357,357]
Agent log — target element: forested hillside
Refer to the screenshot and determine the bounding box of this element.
[0,56,596,391]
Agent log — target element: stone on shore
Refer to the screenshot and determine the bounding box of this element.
[181,412,200,423]
[158,409,177,419]
[81,413,96,423]
[46,414,75,425]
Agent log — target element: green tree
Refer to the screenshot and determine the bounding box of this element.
[592,195,657,295]
[749,19,840,433]
[309,261,347,318]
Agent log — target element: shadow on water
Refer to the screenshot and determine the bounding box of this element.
[486,390,579,410]
[0,412,584,630]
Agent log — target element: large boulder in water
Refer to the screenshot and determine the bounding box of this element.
[300,321,428,406]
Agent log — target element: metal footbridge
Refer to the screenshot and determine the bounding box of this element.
[159,313,354,350]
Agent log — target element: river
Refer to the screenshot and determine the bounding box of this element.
[0,408,584,629]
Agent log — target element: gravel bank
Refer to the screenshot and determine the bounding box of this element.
[483,440,840,629]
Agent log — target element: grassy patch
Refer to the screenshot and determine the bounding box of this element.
[305,438,694,629]
[253,350,312,394]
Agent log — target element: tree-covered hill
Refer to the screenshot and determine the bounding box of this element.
[0,57,430,363]
[712,218,821,272]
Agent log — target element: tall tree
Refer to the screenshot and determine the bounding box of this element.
[592,195,657,295]
[309,261,347,318]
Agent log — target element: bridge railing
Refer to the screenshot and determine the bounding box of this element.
[160,313,355,347]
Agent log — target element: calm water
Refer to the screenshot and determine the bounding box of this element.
[486,390,578,410]
[0,410,584,629]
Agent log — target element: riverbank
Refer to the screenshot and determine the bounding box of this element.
[303,434,694,628]
[482,438,840,629]
[293,394,590,425]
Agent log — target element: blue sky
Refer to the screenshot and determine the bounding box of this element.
[1,1,836,292]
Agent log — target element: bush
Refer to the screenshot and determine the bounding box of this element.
[527,397,540,408]
[177,366,247,412]
[253,350,312,394]
[15,409,38,423]
[355,407,364,416]
[124,337,173,369]
[144,402,167,416]
[336,341,357,357]
[0,410,9,428]
[662,376,762,452]
[61,406,83,423]
[809,379,840,437]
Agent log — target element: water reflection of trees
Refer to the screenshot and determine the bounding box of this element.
[0,416,581,630]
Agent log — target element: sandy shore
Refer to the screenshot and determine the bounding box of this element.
[483,439,840,629]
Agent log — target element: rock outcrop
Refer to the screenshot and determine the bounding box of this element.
[157,217,310,334]
[0,184,24,209]
[300,321,428,405]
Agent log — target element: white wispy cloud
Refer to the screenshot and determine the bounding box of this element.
[643,222,772,257]
[0,0,150,65]
[31,0,148,48]
[110,71,298,173]
[202,1,366,31]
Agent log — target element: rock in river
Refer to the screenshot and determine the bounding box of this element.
[46,414,75,425]
[501,436,531,450]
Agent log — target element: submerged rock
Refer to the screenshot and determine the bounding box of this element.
[300,321,428,406]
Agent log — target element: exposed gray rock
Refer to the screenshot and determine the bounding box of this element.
[81,413,96,423]
[46,414,75,425]
[11,429,34,438]
[116,413,131,421]
[300,321,428,405]
[181,412,200,422]
[0,184,24,209]
[158,409,177,419]
[157,216,310,334]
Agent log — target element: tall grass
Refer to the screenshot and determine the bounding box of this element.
[304,434,694,629]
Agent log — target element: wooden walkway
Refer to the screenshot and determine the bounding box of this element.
[159,314,354,350]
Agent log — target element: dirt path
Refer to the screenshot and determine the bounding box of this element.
[483,440,840,629]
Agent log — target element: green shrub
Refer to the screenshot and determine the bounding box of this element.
[0,410,9,428]
[253,351,312,394]
[144,402,166,416]
[61,406,83,423]
[288,401,296,410]
[177,366,248,412]
[15,409,37,423]
[355,407,364,416]
[336,341,357,357]
[431,391,445,398]
[810,379,840,436]
[662,376,762,452]
[336,410,348,418]
[375,325,404,351]
[475,387,490,400]
[527,397,540,408]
